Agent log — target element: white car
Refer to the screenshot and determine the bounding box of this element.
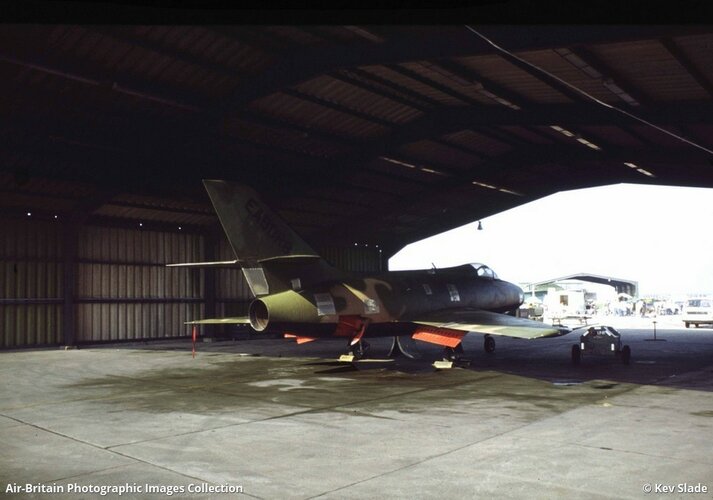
[683,298,713,328]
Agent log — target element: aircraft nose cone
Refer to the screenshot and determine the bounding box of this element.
[499,281,524,308]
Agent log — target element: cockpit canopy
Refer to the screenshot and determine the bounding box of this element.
[469,263,498,279]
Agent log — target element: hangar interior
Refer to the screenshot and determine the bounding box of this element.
[2,25,713,348]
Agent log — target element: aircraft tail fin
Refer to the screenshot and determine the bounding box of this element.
[202,180,342,295]
[203,180,318,262]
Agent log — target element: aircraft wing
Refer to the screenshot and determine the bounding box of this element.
[411,309,569,339]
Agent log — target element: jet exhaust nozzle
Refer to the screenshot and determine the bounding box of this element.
[249,300,270,331]
[248,290,320,331]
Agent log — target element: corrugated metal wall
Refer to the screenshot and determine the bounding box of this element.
[75,226,207,343]
[214,236,252,317]
[0,219,257,348]
[1,219,64,348]
[1,218,388,349]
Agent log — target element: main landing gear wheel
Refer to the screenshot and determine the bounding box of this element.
[621,345,631,365]
[444,344,464,362]
[349,340,370,360]
[484,335,496,353]
[571,344,581,365]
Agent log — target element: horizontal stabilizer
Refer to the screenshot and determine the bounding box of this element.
[168,256,322,268]
[258,255,323,264]
[185,317,250,325]
[412,309,569,339]
[167,260,239,268]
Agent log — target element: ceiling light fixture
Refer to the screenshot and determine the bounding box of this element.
[624,162,655,177]
[379,156,416,169]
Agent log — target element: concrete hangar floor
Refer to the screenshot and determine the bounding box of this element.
[2,317,713,499]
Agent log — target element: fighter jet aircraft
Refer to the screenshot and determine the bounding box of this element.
[170,180,568,366]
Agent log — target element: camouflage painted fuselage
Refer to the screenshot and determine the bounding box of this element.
[248,264,524,338]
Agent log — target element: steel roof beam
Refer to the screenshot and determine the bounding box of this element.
[381,152,480,179]
[327,140,713,249]
[566,46,651,107]
[256,96,713,200]
[216,29,487,113]
[434,59,529,109]
[103,201,214,217]
[284,193,374,211]
[327,71,429,112]
[91,26,246,80]
[431,138,488,161]
[238,110,360,149]
[358,101,713,147]
[660,37,713,100]
[616,124,659,147]
[385,64,479,106]
[216,26,708,114]
[345,68,443,109]
[280,88,396,129]
[321,147,550,240]
[466,125,529,149]
[330,140,713,236]
[210,26,287,55]
[0,47,207,113]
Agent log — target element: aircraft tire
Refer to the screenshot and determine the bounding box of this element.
[444,347,456,361]
[350,341,370,360]
[685,322,690,328]
[484,335,496,353]
[621,345,631,365]
[444,344,464,361]
[571,344,581,365]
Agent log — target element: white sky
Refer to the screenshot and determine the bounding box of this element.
[389,183,713,296]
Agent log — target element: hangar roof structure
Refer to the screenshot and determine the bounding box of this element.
[2,24,713,256]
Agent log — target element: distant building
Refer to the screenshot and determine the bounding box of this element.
[521,273,638,322]
[522,273,638,298]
